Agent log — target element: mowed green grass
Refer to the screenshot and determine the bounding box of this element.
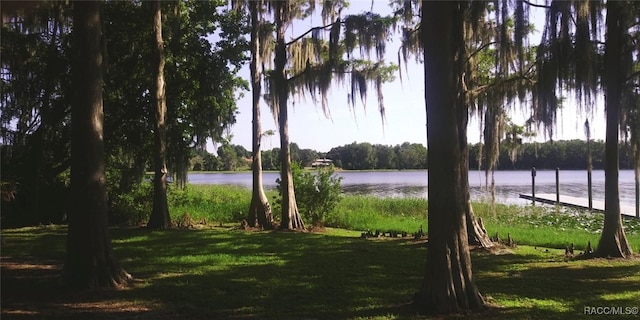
[3,184,639,318]
[2,226,639,319]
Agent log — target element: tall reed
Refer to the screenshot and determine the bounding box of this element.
[327,196,426,232]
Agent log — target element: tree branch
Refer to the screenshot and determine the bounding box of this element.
[286,63,350,83]
[626,70,640,83]
[522,0,551,9]
[469,72,535,97]
[466,41,499,62]
[285,21,337,46]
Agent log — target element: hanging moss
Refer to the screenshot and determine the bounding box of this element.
[258,5,398,127]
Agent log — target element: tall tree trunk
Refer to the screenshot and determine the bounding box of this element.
[62,1,131,288]
[413,1,485,314]
[275,1,304,230]
[248,0,273,229]
[596,0,632,258]
[147,0,171,229]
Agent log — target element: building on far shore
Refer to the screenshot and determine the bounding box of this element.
[310,158,333,168]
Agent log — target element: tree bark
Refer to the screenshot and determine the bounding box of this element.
[596,0,632,258]
[275,1,304,230]
[147,0,172,229]
[413,1,485,314]
[62,1,131,288]
[248,0,274,230]
[466,201,493,248]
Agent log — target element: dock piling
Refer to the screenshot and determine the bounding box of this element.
[587,170,593,211]
[555,167,560,205]
[636,169,640,218]
[531,167,536,206]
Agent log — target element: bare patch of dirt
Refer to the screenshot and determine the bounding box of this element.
[471,244,516,255]
[2,258,61,272]
[307,225,326,233]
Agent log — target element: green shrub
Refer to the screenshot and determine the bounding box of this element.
[109,182,153,226]
[275,164,343,226]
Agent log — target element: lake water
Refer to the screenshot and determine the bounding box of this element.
[188,170,638,207]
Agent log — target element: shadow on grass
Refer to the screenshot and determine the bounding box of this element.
[2,227,639,319]
[2,227,425,319]
[120,229,425,319]
[473,249,640,320]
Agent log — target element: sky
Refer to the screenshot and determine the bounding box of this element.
[215,1,607,154]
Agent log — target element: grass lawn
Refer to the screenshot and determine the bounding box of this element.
[2,225,639,319]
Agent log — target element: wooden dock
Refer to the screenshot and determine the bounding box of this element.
[518,193,639,218]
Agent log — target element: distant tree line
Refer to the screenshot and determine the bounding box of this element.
[190,142,320,171]
[469,139,636,170]
[326,142,427,170]
[189,139,636,171]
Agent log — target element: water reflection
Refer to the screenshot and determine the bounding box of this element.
[188,170,636,207]
[342,184,426,198]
